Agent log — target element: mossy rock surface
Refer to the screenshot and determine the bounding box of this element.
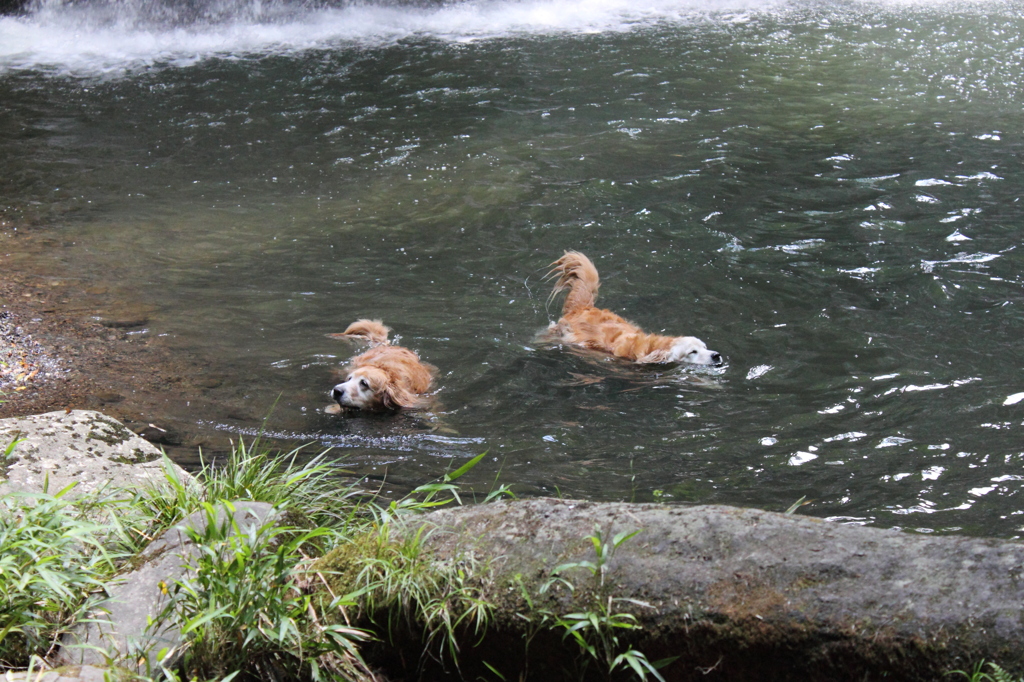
[0,409,191,498]
[372,498,1024,681]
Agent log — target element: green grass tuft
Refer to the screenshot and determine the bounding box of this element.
[1,434,500,681]
[155,500,373,681]
[0,485,124,667]
[951,661,1024,682]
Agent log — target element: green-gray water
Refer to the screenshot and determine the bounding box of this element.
[3,0,1024,535]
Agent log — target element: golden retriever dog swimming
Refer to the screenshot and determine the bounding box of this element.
[328,319,435,411]
[545,251,723,366]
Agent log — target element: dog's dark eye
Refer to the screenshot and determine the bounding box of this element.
[359,379,370,390]
[688,350,698,355]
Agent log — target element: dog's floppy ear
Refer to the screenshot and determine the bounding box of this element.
[382,384,427,410]
[636,349,671,364]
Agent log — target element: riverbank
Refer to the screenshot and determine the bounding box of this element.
[1,412,385,681]
[4,409,1024,682]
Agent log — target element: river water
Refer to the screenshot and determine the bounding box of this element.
[2,0,1023,535]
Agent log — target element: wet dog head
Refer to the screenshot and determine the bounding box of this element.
[328,323,435,412]
[667,336,723,366]
[331,365,427,411]
[332,367,386,410]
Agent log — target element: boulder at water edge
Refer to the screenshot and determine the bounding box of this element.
[385,498,1024,681]
[0,409,188,498]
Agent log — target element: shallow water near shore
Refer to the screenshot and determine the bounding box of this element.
[3,0,1024,535]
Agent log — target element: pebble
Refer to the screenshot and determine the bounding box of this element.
[0,310,61,393]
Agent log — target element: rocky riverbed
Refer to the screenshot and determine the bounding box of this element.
[1,232,175,416]
[0,229,234,467]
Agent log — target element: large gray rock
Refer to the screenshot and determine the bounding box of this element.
[57,501,279,672]
[394,498,1024,681]
[0,410,189,498]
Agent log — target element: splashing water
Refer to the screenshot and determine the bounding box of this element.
[0,0,787,74]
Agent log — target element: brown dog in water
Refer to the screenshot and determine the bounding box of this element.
[545,251,723,365]
[328,319,435,411]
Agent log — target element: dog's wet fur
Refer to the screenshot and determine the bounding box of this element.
[544,251,722,366]
[329,320,435,411]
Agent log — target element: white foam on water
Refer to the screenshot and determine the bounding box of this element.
[0,0,780,75]
[1004,392,1024,406]
[4,0,1020,76]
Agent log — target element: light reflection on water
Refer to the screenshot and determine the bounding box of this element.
[2,0,1024,535]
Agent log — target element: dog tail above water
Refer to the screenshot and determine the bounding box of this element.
[547,250,600,316]
[329,319,391,345]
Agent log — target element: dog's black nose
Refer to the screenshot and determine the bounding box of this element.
[711,352,722,365]
[331,388,343,402]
